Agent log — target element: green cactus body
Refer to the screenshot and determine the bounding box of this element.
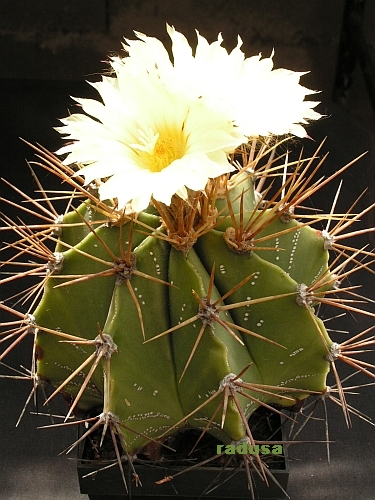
[195,228,331,399]
[103,236,185,453]
[215,170,258,214]
[31,180,333,454]
[35,210,162,410]
[54,202,105,251]
[253,216,330,287]
[169,247,258,443]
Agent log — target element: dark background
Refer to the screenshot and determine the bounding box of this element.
[1,1,375,499]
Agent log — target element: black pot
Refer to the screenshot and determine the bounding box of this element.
[77,409,289,500]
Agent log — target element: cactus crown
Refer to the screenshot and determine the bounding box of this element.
[1,26,375,497]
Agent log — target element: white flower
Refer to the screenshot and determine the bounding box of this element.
[56,68,244,212]
[56,26,321,213]
[121,25,321,138]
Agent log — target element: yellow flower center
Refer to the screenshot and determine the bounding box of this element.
[145,136,179,172]
[132,129,182,173]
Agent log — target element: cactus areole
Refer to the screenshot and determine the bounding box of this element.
[2,25,374,496]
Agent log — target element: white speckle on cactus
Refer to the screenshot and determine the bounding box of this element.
[72,343,89,355]
[219,264,226,274]
[153,390,158,396]
[128,424,172,445]
[125,412,171,422]
[289,347,304,357]
[288,229,301,270]
[279,372,317,386]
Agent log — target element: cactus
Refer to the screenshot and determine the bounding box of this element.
[1,26,375,497]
